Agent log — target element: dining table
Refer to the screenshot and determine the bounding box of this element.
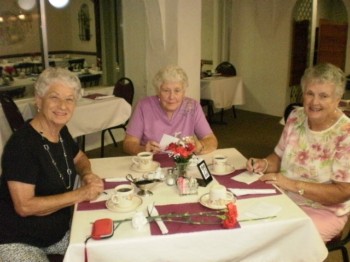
[63,148,328,262]
[200,76,244,109]
[0,89,131,172]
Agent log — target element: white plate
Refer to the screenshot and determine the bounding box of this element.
[130,161,160,173]
[199,192,236,210]
[105,196,142,213]
[208,164,235,176]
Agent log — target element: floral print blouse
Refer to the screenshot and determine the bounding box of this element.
[275,107,350,216]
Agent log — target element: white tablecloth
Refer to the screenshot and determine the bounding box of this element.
[200,76,245,109]
[64,148,327,262]
[0,90,131,171]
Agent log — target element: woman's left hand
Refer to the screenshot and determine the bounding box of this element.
[259,172,280,184]
[82,173,103,187]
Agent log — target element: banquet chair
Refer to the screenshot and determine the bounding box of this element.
[215,61,237,76]
[79,74,101,87]
[68,58,85,71]
[200,99,214,124]
[0,94,25,132]
[0,86,26,99]
[100,77,134,157]
[326,220,350,262]
[14,62,34,76]
[283,102,302,122]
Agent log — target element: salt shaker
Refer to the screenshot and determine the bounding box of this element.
[166,168,176,186]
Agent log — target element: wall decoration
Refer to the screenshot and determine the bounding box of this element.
[78,3,91,41]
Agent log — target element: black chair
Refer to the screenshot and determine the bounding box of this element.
[215,61,237,76]
[100,77,134,157]
[14,62,34,76]
[0,86,26,99]
[0,94,25,132]
[79,74,101,87]
[283,102,302,122]
[326,221,350,262]
[68,58,85,71]
[200,99,214,124]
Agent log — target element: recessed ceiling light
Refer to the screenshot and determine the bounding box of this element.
[17,0,36,11]
[48,0,70,9]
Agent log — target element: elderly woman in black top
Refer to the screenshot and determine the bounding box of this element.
[0,67,104,261]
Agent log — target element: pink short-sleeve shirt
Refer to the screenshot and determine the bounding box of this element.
[126,96,213,145]
[275,107,350,216]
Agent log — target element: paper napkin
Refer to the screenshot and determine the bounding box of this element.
[90,189,112,203]
[104,177,127,182]
[231,171,262,184]
[159,134,179,150]
[229,188,276,196]
[242,202,281,219]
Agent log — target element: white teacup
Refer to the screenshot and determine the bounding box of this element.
[212,155,228,173]
[209,184,232,205]
[111,184,134,208]
[132,152,153,170]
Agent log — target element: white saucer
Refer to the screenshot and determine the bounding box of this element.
[208,164,235,176]
[199,192,236,210]
[130,161,160,173]
[105,196,142,213]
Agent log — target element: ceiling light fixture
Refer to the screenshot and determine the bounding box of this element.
[48,0,70,9]
[17,0,36,11]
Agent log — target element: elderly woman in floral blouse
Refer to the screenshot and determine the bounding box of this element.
[247,63,350,242]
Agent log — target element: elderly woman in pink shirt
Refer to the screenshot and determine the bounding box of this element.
[123,65,218,155]
[247,63,350,242]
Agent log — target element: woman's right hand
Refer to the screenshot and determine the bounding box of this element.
[79,179,104,201]
[246,158,268,173]
[145,140,161,153]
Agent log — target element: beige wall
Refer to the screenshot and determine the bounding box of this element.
[0,0,97,66]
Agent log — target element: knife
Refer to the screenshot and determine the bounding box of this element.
[147,204,169,234]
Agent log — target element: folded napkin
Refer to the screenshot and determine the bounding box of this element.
[105,177,127,182]
[214,169,281,200]
[147,204,168,234]
[77,180,130,211]
[241,202,281,220]
[231,171,262,185]
[229,188,276,197]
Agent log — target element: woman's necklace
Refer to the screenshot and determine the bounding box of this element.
[38,119,72,189]
[42,136,72,189]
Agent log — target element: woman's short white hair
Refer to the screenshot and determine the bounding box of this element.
[34,67,82,98]
[153,65,189,91]
[301,63,346,98]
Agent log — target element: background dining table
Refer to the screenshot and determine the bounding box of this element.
[0,87,131,172]
[63,148,328,262]
[200,76,245,109]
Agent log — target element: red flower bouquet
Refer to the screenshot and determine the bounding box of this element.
[166,139,196,164]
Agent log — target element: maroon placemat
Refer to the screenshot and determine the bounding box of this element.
[150,202,240,236]
[153,153,175,168]
[77,180,130,211]
[214,169,281,199]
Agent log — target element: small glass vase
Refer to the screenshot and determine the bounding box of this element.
[175,162,189,178]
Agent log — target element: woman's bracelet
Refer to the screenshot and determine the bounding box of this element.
[262,158,269,173]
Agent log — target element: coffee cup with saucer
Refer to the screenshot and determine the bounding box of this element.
[106,184,142,212]
[199,184,235,210]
